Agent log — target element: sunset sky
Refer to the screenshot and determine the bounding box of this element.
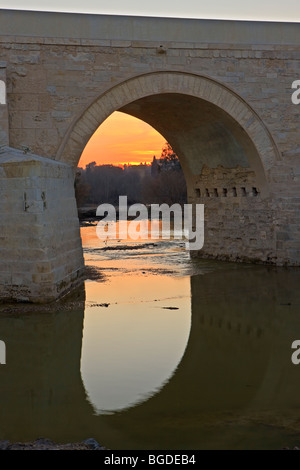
[79,112,166,168]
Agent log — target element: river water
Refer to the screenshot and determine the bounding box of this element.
[1,222,300,449]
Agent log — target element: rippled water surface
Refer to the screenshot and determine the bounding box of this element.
[1,222,300,449]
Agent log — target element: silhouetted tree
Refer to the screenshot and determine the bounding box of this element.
[74,169,90,208]
[143,142,187,205]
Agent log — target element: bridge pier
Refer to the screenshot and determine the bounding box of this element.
[0,147,84,303]
[188,166,276,264]
[187,162,300,266]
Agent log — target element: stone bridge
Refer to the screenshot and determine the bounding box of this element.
[0,9,299,302]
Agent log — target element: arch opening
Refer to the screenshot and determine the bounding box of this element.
[58,71,280,264]
[117,92,268,198]
[57,72,279,187]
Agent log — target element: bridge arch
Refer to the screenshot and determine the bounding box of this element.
[56,71,280,197]
[53,70,287,266]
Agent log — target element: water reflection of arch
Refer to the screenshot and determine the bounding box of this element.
[1,267,300,449]
[95,265,300,449]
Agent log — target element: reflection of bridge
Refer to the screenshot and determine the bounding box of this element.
[0,9,300,301]
[1,266,300,449]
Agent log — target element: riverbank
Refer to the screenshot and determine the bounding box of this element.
[0,438,105,450]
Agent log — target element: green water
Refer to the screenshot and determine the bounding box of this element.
[1,224,300,450]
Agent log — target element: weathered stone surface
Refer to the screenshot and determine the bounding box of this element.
[0,147,84,303]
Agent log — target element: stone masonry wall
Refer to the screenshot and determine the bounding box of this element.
[0,37,297,168]
[0,147,84,302]
[189,165,279,264]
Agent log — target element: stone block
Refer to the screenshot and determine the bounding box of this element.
[0,147,84,302]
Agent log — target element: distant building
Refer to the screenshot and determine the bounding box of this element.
[151,156,160,177]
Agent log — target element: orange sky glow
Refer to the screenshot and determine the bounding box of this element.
[79,111,166,168]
